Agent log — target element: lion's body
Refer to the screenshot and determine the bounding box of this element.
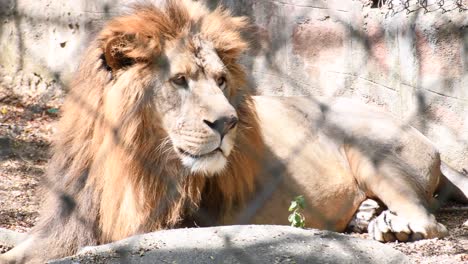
[251,96,440,231]
[1,1,466,263]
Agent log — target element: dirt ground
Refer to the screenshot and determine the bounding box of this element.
[0,100,467,263]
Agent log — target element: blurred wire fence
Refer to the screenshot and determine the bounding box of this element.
[0,0,467,263]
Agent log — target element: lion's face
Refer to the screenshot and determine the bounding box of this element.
[151,37,238,175]
[99,2,249,175]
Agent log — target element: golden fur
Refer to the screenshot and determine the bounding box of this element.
[56,0,263,244]
[1,1,263,262]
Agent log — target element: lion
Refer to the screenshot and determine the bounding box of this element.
[2,0,467,263]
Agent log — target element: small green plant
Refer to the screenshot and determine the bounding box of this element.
[288,195,306,228]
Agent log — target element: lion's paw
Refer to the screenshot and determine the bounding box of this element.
[347,199,383,233]
[368,210,448,242]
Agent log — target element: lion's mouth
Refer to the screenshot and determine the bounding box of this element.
[177,147,224,159]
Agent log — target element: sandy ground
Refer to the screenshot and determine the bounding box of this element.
[0,101,467,263]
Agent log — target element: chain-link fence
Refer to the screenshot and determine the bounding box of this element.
[370,0,467,13]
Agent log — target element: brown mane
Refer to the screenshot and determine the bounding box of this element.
[29,1,263,261]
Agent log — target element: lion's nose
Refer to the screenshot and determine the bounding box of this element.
[203,115,238,138]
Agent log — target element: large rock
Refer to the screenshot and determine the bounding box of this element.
[50,225,409,264]
[0,228,27,248]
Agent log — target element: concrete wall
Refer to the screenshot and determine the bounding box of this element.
[0,0,467,170]
[0,0,125,104]
[225,0,468,170]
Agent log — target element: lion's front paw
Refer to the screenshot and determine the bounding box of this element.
[368,210,448,242]
[347,199,383,233]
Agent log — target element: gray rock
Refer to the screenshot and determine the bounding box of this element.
[50,225,409,264]
[0,228,27,248]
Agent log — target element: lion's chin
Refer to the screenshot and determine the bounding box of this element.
[180,152,228,175]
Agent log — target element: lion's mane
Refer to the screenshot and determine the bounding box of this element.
[31,1,263,260]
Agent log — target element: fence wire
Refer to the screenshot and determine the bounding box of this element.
[371,0,467,14]
[0,0,467,263]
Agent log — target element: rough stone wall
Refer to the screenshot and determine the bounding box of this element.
[0,0,466,169]
[0,0,125,105]
[220,0,468,170]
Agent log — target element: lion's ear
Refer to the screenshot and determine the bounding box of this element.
[201,9,250,63]
[104,34,135,71]
[103,33,157,71]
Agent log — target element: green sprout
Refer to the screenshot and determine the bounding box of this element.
[288,195,306,228]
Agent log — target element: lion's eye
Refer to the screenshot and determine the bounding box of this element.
[171,75,188,87]
[216,76,226,88]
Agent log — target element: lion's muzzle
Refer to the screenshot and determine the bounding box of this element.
[170,97,238,175]
[203,115,238,139]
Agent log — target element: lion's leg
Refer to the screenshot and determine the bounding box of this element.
[347,148,447,242]
[438,162,468,204]
[364,172,447,242]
